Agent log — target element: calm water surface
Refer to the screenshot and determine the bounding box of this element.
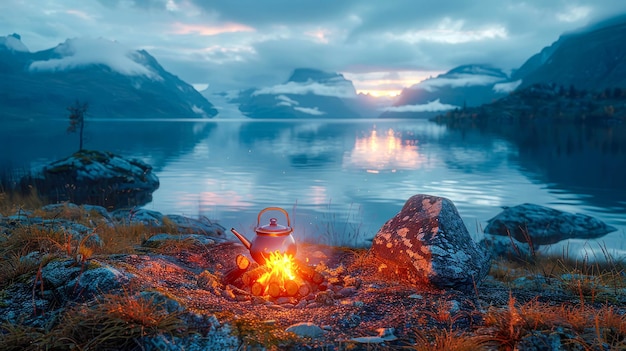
[2,117,625,257]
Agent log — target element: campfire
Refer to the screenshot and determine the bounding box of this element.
[224,252,326,299]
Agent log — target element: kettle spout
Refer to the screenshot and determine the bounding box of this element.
[230,228,252,250]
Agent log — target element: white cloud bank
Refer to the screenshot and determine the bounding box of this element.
[417,74,505,92]
[273,94,324,115]
[294,106,325,115]
[493,79,522,93]
[275,94,299,106]
[29,37,160,80]
[383,99,459,112]
[253,79,356,98]
[0,34,29,52]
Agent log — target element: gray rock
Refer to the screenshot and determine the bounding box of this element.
[41,260,83,289]
[23,150,159,209]
[370,194,490,292]
[480,233,533,261]
[112,209,226,238]
[484,203,617,246]
[285,322,325,338]
[165,214,226,237]
[111,208,164,226]
[68,264,130,300]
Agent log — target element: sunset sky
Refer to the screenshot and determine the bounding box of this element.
[2,0,626,96]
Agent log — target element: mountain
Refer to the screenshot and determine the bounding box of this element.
[513,15,626,90]
[233,68,363,118]
[381,65,515,118]
[0,34,217,120]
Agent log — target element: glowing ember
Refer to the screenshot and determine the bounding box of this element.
[236,251,324,298]
[257,250,297,286]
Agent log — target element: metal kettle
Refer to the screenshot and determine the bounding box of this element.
[230,207,297,264]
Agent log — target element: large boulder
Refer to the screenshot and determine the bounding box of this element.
[23,150,159,209]
[484,203,617,246]
[370,194,490,292]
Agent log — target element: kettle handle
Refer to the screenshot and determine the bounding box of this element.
[257,207,291,227]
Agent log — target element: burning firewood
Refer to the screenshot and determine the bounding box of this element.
[236,254,252,270]
[222,254,257,284]
[242,265,270,286]
[250,281,265,296]
[283,279,299,297]
[227,252,326,299]
[295,260,325,285]
[298,282,311,297]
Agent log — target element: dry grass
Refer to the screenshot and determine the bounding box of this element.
[483,293,626,350]
[0,288,186,351]
[0,187,44,217]
[94,223,152,254]
[408,328,494,351]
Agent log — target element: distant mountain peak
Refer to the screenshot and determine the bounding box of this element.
[28,37,160,80]
[513,13,626,90]
[288,68,346,83]
[0,33,29,52]
[446,64,508,78]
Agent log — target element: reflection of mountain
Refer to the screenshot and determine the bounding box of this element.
[438,120,626,210]
[513,123,626,207]
[0,119,217,173]
[236,121,351,168]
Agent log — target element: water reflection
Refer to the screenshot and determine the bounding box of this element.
[343,127,426,172]
[2,118,624,257]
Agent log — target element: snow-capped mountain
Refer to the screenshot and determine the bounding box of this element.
[233,68,363,118]
[0,34,217,119]
[382,64,514,117]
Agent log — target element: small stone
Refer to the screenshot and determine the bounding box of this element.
[285,322,324,338]
[337,286,357,297]
[408,294,423,299]
[274,296,296,305]
[351,336,385,344]
[315,290,335,306]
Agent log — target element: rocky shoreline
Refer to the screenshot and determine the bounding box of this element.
[1,197,624,350]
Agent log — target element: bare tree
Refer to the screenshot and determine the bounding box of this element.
[67,100,89,151]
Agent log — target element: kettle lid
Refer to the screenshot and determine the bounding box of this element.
[256,218,292,236]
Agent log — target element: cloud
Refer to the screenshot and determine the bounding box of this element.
[416,74,506,92]
[383,99,459,112]
[28,37,160,79]
[252,80,357,98]
[170,22,255,36]
[3,0,626,93]
[0,34,29,52]
[275,95,299,106]
[294,106,325,115]
[493,79,522,93]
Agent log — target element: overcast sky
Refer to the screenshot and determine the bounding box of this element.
[2,0,626,96]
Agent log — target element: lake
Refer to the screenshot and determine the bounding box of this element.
[1,116,625,258]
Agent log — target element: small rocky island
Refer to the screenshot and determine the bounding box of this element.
[19,150,160,209]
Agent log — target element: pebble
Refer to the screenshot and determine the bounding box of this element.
[285,322,325,338]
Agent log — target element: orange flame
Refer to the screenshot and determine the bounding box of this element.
[257,251,297,287]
